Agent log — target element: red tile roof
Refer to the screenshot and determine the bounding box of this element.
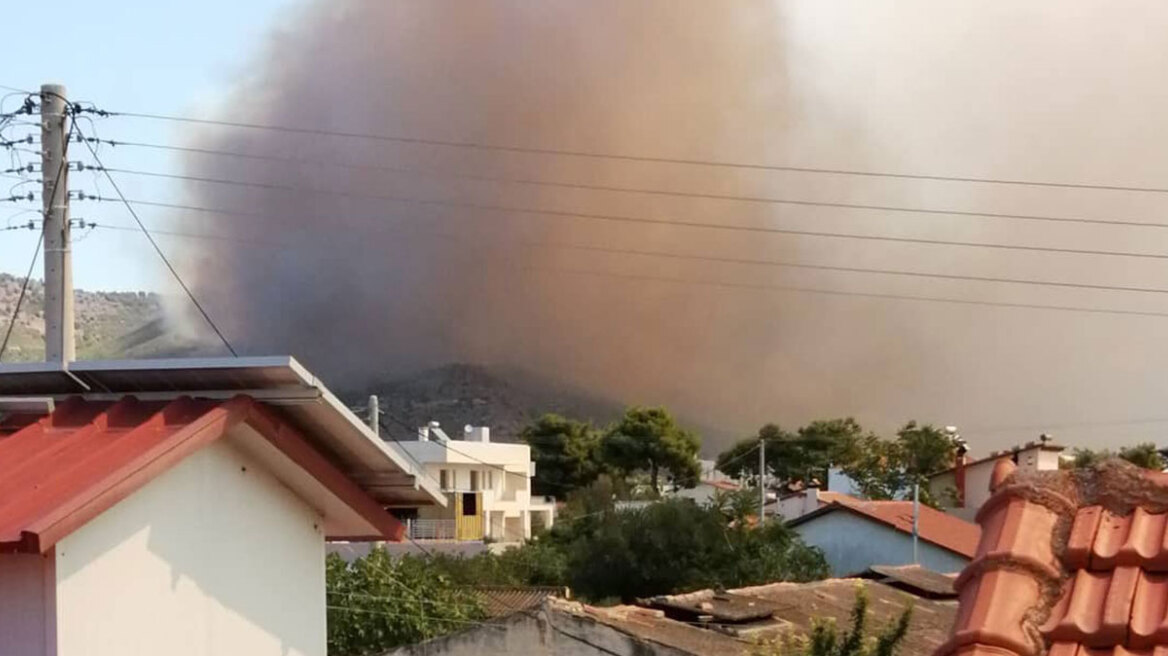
[937,458,1168,656]
[790,493,981,559]
[0,395,404,553]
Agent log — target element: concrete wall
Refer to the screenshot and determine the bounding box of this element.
[0,553,54,656]
[53,438,327,656]
[386,607,694,656]
[792,511,969,576]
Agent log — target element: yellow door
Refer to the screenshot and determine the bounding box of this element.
[455,492,484,540]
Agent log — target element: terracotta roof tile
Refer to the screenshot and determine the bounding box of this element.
[937,461,1168,656]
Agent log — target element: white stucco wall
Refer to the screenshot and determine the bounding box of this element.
[792,511,969,576]
[0,553,54,656]
[53,438,327,656]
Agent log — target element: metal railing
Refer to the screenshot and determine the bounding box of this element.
[406,519,456,541]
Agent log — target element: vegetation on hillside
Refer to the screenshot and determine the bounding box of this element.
[0,273,181,361]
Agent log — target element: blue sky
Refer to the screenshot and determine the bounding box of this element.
[1,0,301,291]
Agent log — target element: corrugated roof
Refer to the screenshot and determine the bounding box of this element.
[730,579,956,656]
[788,493,981,559]
[551,598,748,656]
[860,564,958,599]
[643,589,786,622]
[467,586,568,618]
[0,357,444,507]
[0,395,412,553]
[937,459,1168,656]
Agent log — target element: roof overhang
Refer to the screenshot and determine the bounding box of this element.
[0,357,445,508]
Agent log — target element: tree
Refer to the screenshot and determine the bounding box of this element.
[1070,443,1164,470]
[565,498,828,602]
[788,418,868,486]
[326,550,486,655]
[601,406,701,494]
[839,421,956,506]
[716,419,867,490]
[749,587,911,656]
[521,413,603,496]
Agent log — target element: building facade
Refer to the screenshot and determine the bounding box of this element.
[395,423,556,542]
[786,495,979,575]
[927,438,1064,521]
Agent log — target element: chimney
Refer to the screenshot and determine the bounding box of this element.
[947,427,967,508]
[954,446,968,508]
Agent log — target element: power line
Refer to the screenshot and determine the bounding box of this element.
[535,266,1168,320]
[0,109,74,362]
[72,126,239,357]
[97,216,1168,296]
[0,231,43,361]
[85,221,1168,320]
[103,107,1168,195]
[85,137,1168,232]
[99,167,1168,262]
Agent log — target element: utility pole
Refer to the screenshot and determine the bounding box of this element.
[367,395,380,437]
[40,84,73,363]
[758,435,766,523]
[912,482,920,564]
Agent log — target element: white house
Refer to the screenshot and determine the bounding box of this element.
[926,438,1064,521]
[0,357,443,656]
[394,422,556,542]
[674,478,741,506]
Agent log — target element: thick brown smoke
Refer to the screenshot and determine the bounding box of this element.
[176,1,1168,451]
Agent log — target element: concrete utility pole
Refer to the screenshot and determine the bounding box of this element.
[40,83,73,363]
[912,482,920,563]
[758,435,766,523]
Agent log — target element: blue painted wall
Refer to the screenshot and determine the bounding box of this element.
[792,511,969,576]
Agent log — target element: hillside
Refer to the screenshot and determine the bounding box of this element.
[0,273,181,361]
[360,364,624,443]
[1,275,726,448]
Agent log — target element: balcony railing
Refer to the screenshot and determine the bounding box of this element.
[406,519,456,541]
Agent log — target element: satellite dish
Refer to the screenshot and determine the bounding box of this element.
[464,424,474,434]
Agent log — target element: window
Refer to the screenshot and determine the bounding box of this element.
[462,492,478,516]
[439,469,449,490]
[470,470,481,491]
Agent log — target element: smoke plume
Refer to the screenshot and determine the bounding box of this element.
[174,0,1168,451]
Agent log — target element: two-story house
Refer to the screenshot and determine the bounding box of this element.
[393,422,556,543]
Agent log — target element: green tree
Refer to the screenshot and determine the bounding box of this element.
[1070,443,1164,470]
[521,413,603,496]
[566,498,827,602]
[601,406,701,495]
[326,550,486,655]
[839,422,956,506]
[716,419,867,489]
[750,587,911,656]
